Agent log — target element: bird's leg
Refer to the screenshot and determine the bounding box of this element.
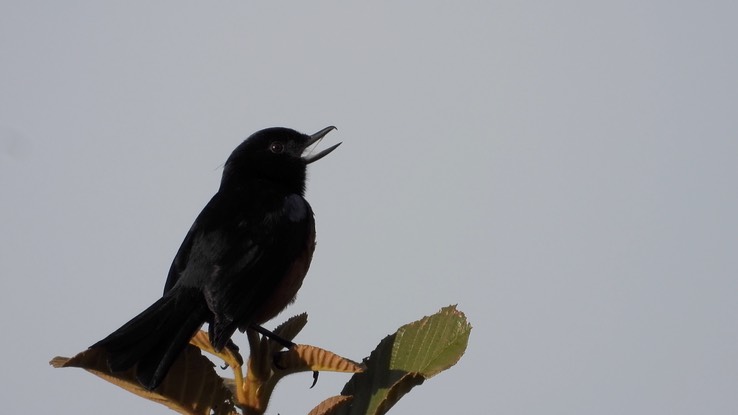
[223,339,243,367]
[250,324,320,387]
[249,324,296,349]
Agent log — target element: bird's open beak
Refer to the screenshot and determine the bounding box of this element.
[302,126,341,164]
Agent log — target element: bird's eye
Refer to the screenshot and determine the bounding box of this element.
[269,142,284,154]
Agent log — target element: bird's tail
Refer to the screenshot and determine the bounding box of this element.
[91,288,208,390]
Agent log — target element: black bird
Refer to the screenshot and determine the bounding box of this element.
[92,126,340,390]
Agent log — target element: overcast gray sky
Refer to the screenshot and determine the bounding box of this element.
[2,2,737,414]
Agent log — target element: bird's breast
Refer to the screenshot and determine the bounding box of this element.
[253,221,316,324]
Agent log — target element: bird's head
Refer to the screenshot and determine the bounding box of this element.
[221,126,340,194]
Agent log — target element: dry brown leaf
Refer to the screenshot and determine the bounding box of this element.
[308,395,354,415]
[50,346,236,415]
[275,344,364,374]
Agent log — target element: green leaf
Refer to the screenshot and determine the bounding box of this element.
[335,305,471,415]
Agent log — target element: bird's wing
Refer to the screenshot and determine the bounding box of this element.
[163,220,199,294]
[163,189,314,342]
[163,191,265,294]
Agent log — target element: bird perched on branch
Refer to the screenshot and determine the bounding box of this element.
[92,126,341,390]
